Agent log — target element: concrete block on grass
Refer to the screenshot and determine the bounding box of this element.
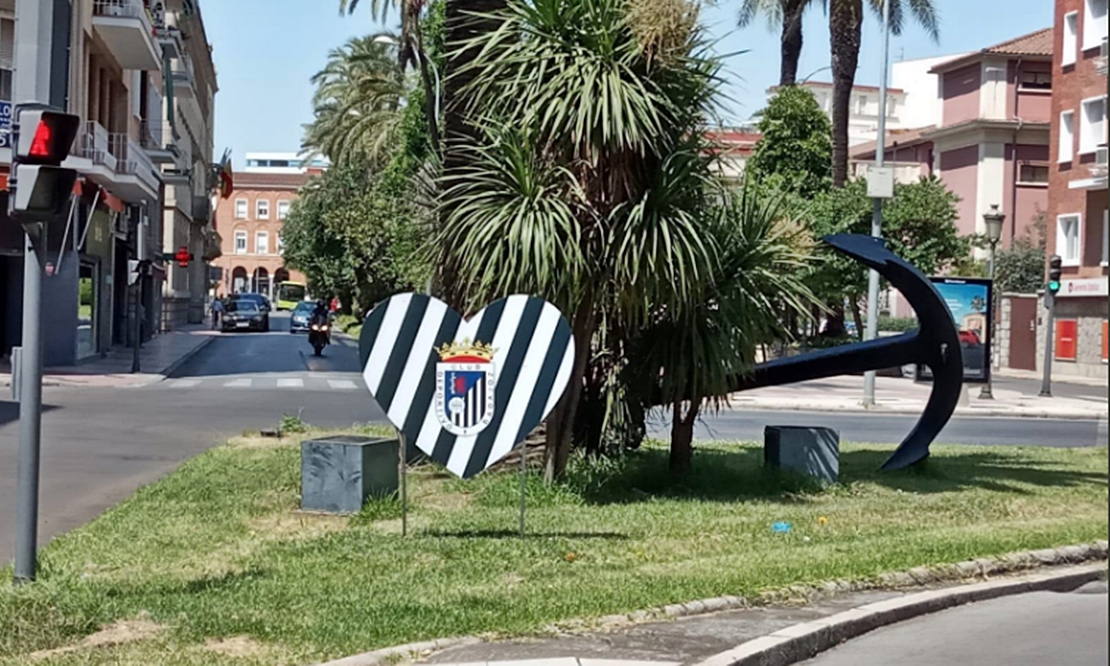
[301,436,399,514]
[764,426,840,484]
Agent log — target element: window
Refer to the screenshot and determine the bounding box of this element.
[277,200,290,220]
[234,230,247,254]
[1079,96,1107,154]
[235,198,248,219]
[256,199,270,219]
[1019,71,1052,90]
[1102,209,1108,266]
[1059,110,1075,162]
[1083,0,1108,51]
[255,231,269,255]
[1018,164,1049,184]
[855,95,869,114]
[0,18,14,100]
[277,232,285,254]
[1063,12,1079,66]
[1057,213,1082,265]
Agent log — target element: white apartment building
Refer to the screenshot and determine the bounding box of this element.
[0,0,218,364]
[244,151,329,174]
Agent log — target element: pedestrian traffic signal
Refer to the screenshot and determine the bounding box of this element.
[9,106,81,217]
[1047,255,1062,294]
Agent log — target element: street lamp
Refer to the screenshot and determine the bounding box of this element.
[374,34,441,125]
[979,204,1005,400]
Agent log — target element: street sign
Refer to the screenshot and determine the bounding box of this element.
[0,100,12,149]
[866,166,895,199]
[1058,277,1108,298]
[359,293,575,480]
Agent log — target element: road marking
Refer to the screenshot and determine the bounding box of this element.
[224,378,252,388]
[168,379,201,389]
[277,378,304,388]
[328,379,358,390]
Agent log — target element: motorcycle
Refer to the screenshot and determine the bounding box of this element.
[308,318,330,356]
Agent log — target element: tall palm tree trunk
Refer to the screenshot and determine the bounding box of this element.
[829,0,862,188]
[779,0,806,86]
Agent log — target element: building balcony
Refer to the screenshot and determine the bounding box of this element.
[92,0,163,71]
[154,24,185,60]
[139,120,178,164]
[1069,144,1108,191]
[74,121,161,203]
[170,56,196,99]
[1097,37,1108,78]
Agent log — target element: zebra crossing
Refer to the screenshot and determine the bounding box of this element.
[163,376,362,391]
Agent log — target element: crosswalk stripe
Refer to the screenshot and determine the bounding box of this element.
[224,378,252,388]
[277,378,304,388]
[327,379,358,390]
[169,379,201,389]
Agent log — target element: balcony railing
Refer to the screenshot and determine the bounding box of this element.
[1091,144,1108,179]
[170,55,196,97]
[92,0,152,22]
[1097,37,1108,77]
[79,121,118,171]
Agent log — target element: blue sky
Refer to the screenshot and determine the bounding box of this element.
[207,0,1054,169]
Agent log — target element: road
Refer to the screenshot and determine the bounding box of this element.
[804,582,1109,665]
[0,313,1105,559]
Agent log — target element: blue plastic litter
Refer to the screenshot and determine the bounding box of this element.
[772,521,792,533]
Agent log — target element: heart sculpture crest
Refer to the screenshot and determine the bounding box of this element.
[359,294,575,479]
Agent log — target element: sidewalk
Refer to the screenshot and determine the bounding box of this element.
[727,375,1108,420]
[0,325,216,389]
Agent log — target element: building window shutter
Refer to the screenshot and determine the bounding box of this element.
[0,19,14,71]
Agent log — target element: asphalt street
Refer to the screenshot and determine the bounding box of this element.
[0,312,1105,559]
[803,582,1109,665]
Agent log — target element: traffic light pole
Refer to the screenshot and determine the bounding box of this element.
[1039,292,1055,397]
[12,0,57,584]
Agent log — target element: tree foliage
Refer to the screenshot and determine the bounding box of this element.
[995,211,1048,294]
[746,86,831,198]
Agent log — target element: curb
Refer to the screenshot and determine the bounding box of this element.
[315,541,1108,666]
[723,403,1107,420]
[691,563,1107,666]
[154,335,216,383]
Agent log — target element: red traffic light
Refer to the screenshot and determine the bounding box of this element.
[174,246,194,267]
[29,121,54,158]
[15,108,80,165]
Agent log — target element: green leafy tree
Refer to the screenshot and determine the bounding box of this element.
[439,0,727,481]
[806,175,970,335]
[995,211,1048,293]
[745,85,831,198]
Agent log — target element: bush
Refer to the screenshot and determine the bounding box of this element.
[878,316,918,333]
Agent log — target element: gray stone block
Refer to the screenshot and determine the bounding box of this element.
[764,425,840,484]
[301,435,400,513]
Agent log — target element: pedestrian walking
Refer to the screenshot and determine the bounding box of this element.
[211,295,224,330]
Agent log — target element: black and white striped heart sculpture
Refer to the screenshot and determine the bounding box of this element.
[359,294,575,479]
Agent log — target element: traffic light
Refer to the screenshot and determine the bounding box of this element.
[1047,254,1062,295]
[9,106,81,217]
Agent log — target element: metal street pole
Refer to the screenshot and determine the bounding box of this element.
[1040,292,1055,397]
[13,0,57,584]
[862,0,893,407]
[979,239,998,399]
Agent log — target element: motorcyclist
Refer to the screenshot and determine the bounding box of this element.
[310,299,330,326]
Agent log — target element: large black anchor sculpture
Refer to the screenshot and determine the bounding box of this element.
[732,233,962,471]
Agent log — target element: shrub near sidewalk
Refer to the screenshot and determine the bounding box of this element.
[1,435,1106,665]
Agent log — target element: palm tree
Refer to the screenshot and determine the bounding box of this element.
[737,0,814,86]
[339,0,441,150]
[439,0,722,481]
[829,0,938,187]
[301,35,406,167]
[630,181,817,475]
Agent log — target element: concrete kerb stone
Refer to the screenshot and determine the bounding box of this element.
[316,541,1109,666]
[156,334,217,381]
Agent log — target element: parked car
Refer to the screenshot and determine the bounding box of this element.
[222,299,270,332]
[235,292,272,313]
[290,301,315,333]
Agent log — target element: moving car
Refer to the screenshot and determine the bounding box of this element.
[235,292,272,313]
[290,301,315,333]
[222,299,270,332]
[276,281,307,311]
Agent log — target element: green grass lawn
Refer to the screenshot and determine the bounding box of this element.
[1,434,1106,666]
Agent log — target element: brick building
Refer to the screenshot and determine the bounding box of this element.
[1042,0,1107,379]
[211,170,308,300]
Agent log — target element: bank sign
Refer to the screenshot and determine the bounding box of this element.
[0,100,11,149]
[1058,278,1108,298]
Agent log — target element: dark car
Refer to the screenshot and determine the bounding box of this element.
[290,301,315,333]
[222,299,270,332]
[235,292,272,313]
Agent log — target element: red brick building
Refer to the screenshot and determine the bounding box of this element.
[212,172,309,301]
[1043,0,1107,379]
